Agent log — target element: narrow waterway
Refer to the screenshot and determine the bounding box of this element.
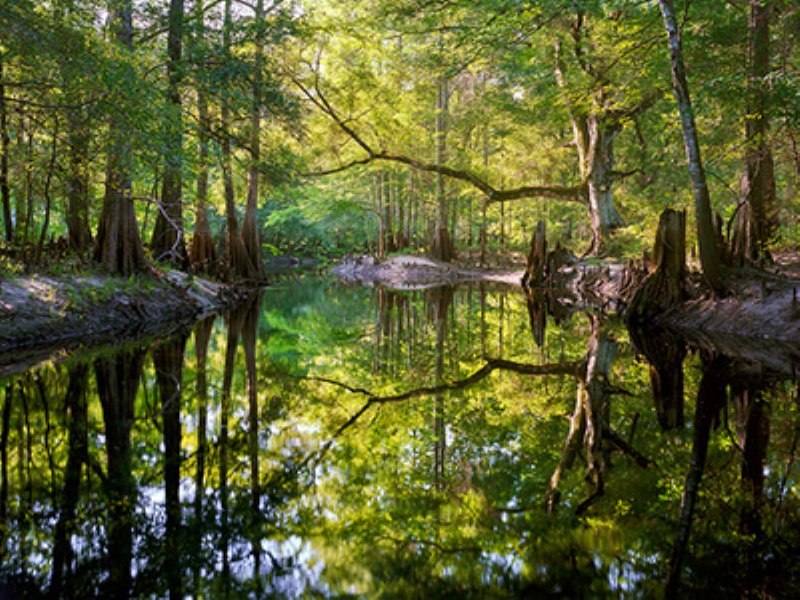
[1,274,798,597]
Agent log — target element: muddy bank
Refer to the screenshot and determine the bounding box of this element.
[332,254,524,290]
[656,274,800,344]
[0,270,243,376]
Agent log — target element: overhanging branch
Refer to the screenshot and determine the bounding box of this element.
[296,357,585,471]
[294,76,587,205]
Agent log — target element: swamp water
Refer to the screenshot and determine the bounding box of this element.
[0,275,798,598]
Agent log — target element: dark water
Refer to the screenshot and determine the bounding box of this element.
[1,275,799,598]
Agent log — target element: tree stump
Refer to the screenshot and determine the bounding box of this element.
[626,209,686,323]
[521,220,547,289]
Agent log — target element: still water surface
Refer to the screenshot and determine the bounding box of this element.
[1,275,799,597]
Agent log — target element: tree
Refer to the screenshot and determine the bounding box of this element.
[220,0,258,280]
[94,0,147,275]
[188,0,216,272]
[0,54,12,243]
[733,0,779,262]
[242,0,267,279]
[151,0,188,266]
[431,76,455,261]
[658,0,724,293]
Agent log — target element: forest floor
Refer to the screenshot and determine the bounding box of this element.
[0,270,243,377]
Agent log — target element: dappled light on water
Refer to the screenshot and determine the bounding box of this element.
[1,275,799,597]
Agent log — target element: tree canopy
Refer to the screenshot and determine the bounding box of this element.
[0,0,797,273]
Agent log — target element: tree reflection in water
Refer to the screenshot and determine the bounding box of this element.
[0,276,798,597]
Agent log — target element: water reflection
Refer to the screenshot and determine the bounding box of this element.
[0,276,798,597]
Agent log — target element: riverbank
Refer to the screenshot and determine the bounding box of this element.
[0,270,243,376]
[332,254,524,290]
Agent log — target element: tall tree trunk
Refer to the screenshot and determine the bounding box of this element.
[153,334,187,600]
[658,0,724,294]
[50,364,89,599]
[735,385,769,593]
[57,0,94,254]
[192,316,213,592]
[96,348,146,598]
[376,172,385,259]
[241,0,265,280]
[35,117,58,263]
[0,386,11,523]
[665,354,727,598]
[431,78,454,262]
[242,293,263,584]
[219,304,245,586]
[384,170,394,252]
[151,0,188,266]
[221,0,255,281]
[94,0,147,275]
[0,56,12,243]
[736,0,778,262]
[65,108,92,251]
[431,287,452,490]
[189,0,216,272]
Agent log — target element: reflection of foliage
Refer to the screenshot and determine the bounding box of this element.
[1,278,799,596]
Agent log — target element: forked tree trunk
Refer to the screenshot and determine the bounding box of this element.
[554,41,623,256]
[584,113,623,255]
[151,0,188,266]
[94,0,147,275]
